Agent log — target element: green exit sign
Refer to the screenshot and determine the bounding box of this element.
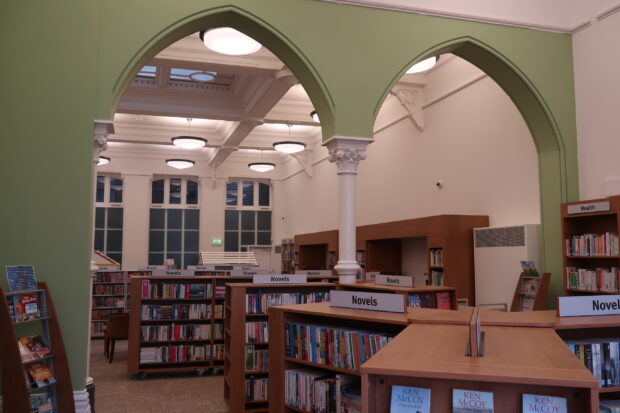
[211,238,222,246]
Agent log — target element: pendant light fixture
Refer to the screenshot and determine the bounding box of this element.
[273,124,306,154]
[199,28,262,56]
[406,56,439,74]
[166,159,195,169]
[248,149,275,172]
[310,110,319,123]
[97,156,110,166]
[171,118,207,149]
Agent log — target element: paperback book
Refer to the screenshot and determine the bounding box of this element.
[522,394,566,413]
[520,261,539,277]
[9,293,42,322]
[25,362,56,388]
[452,389,493,413]
[390,385,431,413]
[5,265,37,291]
[20,335,52,359]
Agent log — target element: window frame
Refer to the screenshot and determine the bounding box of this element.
[148,208,200,269]
[150,176,200,210]
[95,174,124,207]
[224,179,272,251]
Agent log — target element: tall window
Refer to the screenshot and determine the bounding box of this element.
[224,180,272,252]
[149,177,200,268]
[94,175,124,263]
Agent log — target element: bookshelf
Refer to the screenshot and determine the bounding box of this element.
[0,283,75,413]
[361,322,599,412]
[224,283,334,413]
[268,302,410,413]
[294,230,338,271]
[562,196,620,295]
[510,272,551,311]
[337,282,458,309]
[356,215,489,305]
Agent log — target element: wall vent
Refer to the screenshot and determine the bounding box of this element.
[474,226,525,248]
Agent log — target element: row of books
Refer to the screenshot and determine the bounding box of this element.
[567,340,620,387]
[8,293,42,323]
[29,393,53,412]
[429,269,444,286]
[18,335,52,362]
[140,323,223,342]
[246,321,269,343]
[214,304,224,318]
[91,322,105,336]
[565,232,619,257]
[245,345,268,371]
[93,296,125,308]
[285,370,361,413]
[92,308,123,321]
[215,285,225,299]
[566,267,620,292]
[139,343,224,363]
[94,271,126,283]
[140,280,212,299]
[93,284,125,295]
[245,291,330,314]
[429,248,443,267]
[408,292,450,309]
[355,250,366,266]
[284,323,394,371]
[245,376,268,401]
[141,304,210,320]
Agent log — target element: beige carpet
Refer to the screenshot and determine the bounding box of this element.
[89,339,229,413]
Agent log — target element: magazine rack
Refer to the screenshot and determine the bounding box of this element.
[0,282,75,413]
[510,272,550,311]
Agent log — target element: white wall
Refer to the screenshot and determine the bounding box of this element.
[573,10,620,200]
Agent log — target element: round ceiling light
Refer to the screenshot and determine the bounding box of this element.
[189,71,215,83]
[97,156,110,166]
[248,162,275,173]
[166,159,195,169]
[406,56,439,74]
[273,141,306,154]
[171,136,208,150]
[310,110,319,123]
[199,28,262,56]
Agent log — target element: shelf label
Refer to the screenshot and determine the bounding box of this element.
[330,290,405,313]
[253,274,308,284]
[136,265,165,271]
[97,265,120,272]
[558,294,620,316]
[365,271,379,281]
[295,270,333,276]
[567,200,610,214]
[188,265,216,271]
[376,274,413,287]
[151,269,196,277]
[231,269,269,276]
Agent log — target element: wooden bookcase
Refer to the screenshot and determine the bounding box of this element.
[336,282,458,310]
[510,272,551,311]
[0,283,75,413]
[561,196,620,295]
[356,215,489,305]
[268,302,410,413]
[294,230,339,271]
[224,283,335,413]
[362,322,599,412]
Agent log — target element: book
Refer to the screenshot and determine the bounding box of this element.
[390,385,431,412]
[520,261,539,277]
[5,265,37,291]
[436,292,451,310]
[26,363,56,388]
[18,340,35,362]
[452,389,493,412]
[21,294,41,320]
[522,394,566,413]
[29,393,53,413]
[20,335,52,359]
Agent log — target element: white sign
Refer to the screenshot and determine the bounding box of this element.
[567,200,610,215]
[330,290,405,313]
[231,269,269,276]
[365,271,379,281]
[187,265,215,271]
[295,270,333,276]
[97,266,120,272]
[137,265,165,271]
[151,269,196,277]
[376,274,413,287]
[558,294,620,317]
[253,274,308,284]
[234,266,260,271]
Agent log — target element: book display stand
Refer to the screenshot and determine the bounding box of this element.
[0,283,75,413]
[510,272,551,311]
[224,283,334,413]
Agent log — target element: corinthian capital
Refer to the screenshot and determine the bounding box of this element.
[324,136,371,174]
[93,120,114,164]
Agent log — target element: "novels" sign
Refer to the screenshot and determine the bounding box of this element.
[151,269,196,277]
[330,290,405,313]
[558,294,620,317]
[253,274,308,284]
[376,274,413,288]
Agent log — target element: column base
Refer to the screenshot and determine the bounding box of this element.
[334,260,361,285]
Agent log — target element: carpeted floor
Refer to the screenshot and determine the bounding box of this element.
[89,339,229,413]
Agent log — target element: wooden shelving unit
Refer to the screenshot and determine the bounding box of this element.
[268,302,410,413]
[337,282,458,309]
[224,283,334,413]
[294,230,338,271]
[562,196,620,295]
[0,283,75,413]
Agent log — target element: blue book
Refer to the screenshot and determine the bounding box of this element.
[522,394,566,413]
[5,265,37,292]
[390,385,430,413]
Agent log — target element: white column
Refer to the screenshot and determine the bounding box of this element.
[324,136,371,284]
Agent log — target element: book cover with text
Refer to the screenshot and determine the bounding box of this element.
[5,265,37,292]
[390,385,430,413]
[522,394,567,413]
[452,389,493,412]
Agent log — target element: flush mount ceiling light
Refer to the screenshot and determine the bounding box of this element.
[248,162,275,173]
[172,118,207,150]
[166,159,195,169]
[310,110,319,123]
[199,28,262,56]
[273,124,306,154]
[406,56,439,74]
[97,156,110,166]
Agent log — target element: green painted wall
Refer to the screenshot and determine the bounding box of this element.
[0,0,578,392]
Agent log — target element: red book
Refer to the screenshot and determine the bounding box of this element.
[436,292,451,309]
